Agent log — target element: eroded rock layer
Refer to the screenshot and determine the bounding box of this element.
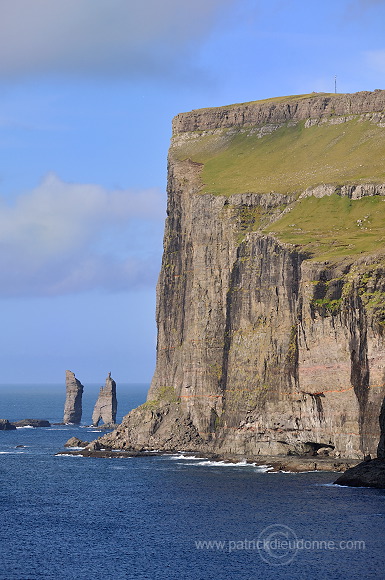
[96,90,385,460]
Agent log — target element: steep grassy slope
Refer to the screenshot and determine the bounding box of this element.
[175,117,385,196]
[266,194,385,261]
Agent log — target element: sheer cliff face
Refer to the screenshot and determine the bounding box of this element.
[104,90,385,459]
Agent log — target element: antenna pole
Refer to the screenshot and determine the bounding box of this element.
[335,75,337,94]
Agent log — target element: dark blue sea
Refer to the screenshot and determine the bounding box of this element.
[0,383,384,580]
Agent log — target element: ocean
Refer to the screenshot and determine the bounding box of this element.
[0,383,384,580]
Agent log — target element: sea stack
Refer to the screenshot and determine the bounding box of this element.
[63,370,84,424]
[92,373,117,427]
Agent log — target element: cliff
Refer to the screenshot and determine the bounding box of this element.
[97,90,385,461]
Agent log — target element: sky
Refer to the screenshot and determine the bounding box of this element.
[0,0,384,385]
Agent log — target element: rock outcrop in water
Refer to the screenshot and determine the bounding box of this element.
[0,419,16,430]
[93,90,385,462]
[63,370,84,424]
[64,437,89,448]
[92,373,117,427]
[11,419,51,428]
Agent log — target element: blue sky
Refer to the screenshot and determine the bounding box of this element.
[0,0,384,384]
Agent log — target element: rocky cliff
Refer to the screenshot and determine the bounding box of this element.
[97,90,385,461]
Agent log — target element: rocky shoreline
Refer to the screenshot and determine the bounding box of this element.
[56,446,358,473]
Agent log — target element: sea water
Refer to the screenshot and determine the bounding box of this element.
[0,384,384,580]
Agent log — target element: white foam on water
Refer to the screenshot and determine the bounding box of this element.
[191,459,256,467]
[0,451,25,454]
[169,455,275,469]
[268,470,296,474]
[54,453,85,458]
[16,425,34,429]
[319,482,353,488]
[254,465,275,473]
[168,454,202,461]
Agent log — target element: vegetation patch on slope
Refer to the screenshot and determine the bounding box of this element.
[265,194,385,260]
[174,117,385,196]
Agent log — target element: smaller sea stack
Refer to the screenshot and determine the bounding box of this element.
[92,373,117,427]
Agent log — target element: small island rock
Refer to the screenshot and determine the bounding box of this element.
[0,419,16,430]
[11,419,51,428]
[64,437,89,448]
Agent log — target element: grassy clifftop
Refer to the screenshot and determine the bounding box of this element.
[172,92,385,261]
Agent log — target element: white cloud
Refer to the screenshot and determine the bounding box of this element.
[0,0,234,78]
[0,173,165,296]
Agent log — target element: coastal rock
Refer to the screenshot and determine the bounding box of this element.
[64,437,89,448]
[334,458,385,488]
[334,396,385,487]
[377,397,385,459]
[63,370,84,424]
[92,373,117,427]
[11,419,51,428]
[90,90,385,463]
[0,419,16,430]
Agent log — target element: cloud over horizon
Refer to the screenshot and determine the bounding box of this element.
[0,0,234,79]
[0,173,165,297]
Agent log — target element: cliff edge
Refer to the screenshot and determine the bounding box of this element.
[96,90,385,461]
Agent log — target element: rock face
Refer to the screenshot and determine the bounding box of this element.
[172,90,385,134]
[92,373,117,427]
[94,90,385,461]
[0,419,16,431]
[334,458,385,488]
[64,437,89,448]
[376,397,385,459]
[334,395,385,487]
[63,370,84,424]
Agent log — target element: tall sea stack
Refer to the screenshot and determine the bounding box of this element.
[63,370,84,424]
[93,90,385,460]
[92,373,117,426]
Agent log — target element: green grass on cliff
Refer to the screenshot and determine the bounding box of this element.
[265,194,385,260]
[174,117,385,196]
